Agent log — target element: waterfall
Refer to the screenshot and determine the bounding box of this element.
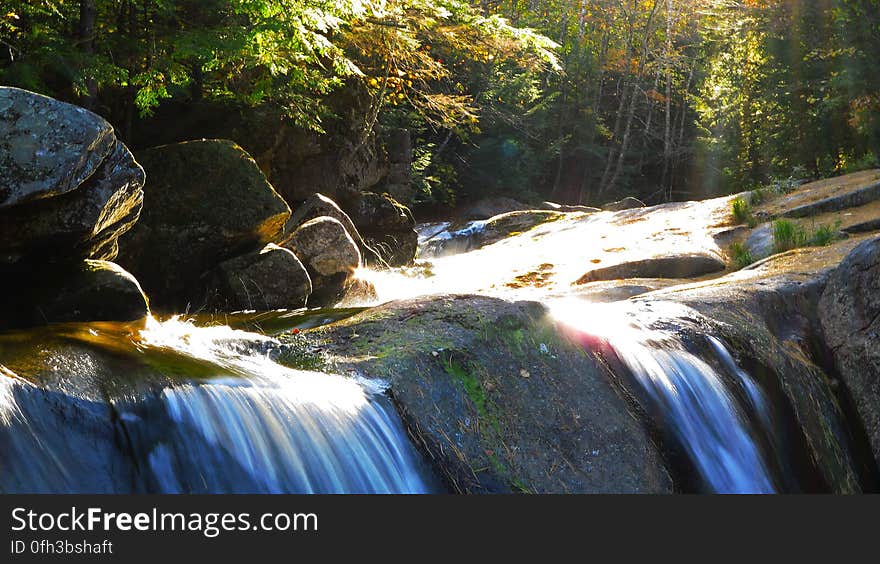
[0,318,436,494]
[551,300,781,493]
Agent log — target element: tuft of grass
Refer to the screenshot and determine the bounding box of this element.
[731,197,752,225]
[807,220,842,247]
[772,219,841,253]
[772,219,808,252]
[728,242,754,270]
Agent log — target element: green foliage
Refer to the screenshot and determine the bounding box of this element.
[2,0,876,211]
[731,197,752,225]
[772,218,841,253]
[807,222,841,247]
[0,0,558,135]
[696,1,880,191]
[772,219,808,253]
[728,242,755,270]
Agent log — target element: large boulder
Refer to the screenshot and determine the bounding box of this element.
[0,88,148,329]
[306,295,673,493]
[0,87,116,207]
[283,192,383,260]
[117,139,291,310]
[818,236,880,468]
[0,139,144,268]
[1,260,149,329]
[348,192,417,266]
[280,217,361,305]
[0,88,144,270]
[204,244,312,311]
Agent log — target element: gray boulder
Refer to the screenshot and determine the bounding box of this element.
[204,244,312,311]
[0,87,116,207]
[284,192,381,263]
[117,139,291,310]
[744,223,775,260]
[818,236,880,467]
[0,89,145,270]
[280,217,361,304]
[0,139,144,268]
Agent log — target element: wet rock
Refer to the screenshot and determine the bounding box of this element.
[280,217,360,305]
[204,244,312,311]
[818,236,880,468]
[309,295,673,493]
[117,139,290,310]
[0,87,116,207]
[540,201,601,213]
[575,253,725,284]
[348,192,417,266]
[422,210,564,258]
[0,374,139,493]
[649,239,877,492]
[2,260,149,329]
[603,196,646,211]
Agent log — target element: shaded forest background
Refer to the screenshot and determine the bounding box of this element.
[2,0,878,213]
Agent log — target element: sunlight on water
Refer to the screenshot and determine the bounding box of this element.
[549,299,777,493]
[0,317,434,493]
[352,198,730,307]
[130,317,433,493]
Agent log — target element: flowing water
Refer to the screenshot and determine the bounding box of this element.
[550,300,781,493]
[0,199,865,493]
[0,317,436,493]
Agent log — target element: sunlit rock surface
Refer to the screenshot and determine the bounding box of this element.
[309,295,672,493]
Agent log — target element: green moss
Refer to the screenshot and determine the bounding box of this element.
[273,339,327,372]
[441,353,488,417]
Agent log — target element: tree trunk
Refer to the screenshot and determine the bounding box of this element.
[597,6,636,196]
[604,0,660,196]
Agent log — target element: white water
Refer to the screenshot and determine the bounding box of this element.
[129,318,433,493]
[550,300,777,493]
[0,318,434,493]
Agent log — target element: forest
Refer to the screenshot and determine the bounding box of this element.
[2,0,878,211]
[4,0,880,499]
